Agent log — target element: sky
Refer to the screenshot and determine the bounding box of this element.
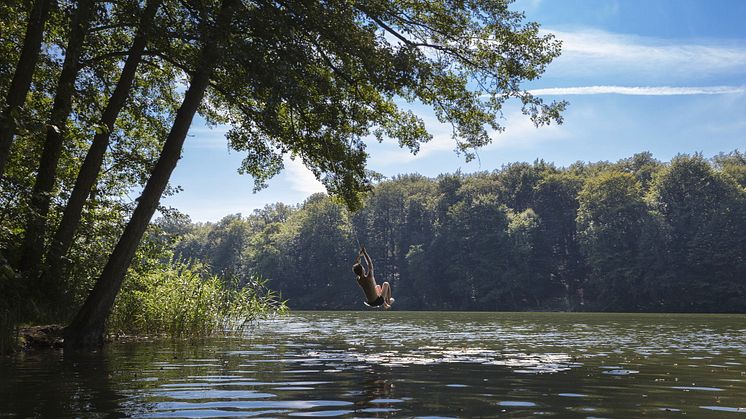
[163,0,746,222]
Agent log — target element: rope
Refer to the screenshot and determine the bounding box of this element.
[347,96,365,251]
[319,132,361,250]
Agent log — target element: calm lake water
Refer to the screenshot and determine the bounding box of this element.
[2,311,746,417]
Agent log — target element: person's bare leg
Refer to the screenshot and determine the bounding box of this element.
[382,282,393,307]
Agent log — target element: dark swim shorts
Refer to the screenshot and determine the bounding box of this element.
[366,296,385,307]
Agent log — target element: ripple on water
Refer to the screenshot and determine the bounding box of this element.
[497,401,538,407]
[273,386,316,391]
[143,408,291,418]
[671,386,723,392]
[287,410,354,416]
[369,398,404,404]
[700,406,746,413]
[360,408,400,413]
[282,369,321,374]
[223,350,267,356]
[152,400,354,412]
[151,390,276,400]
[160,381,258,388]
[602,369,639,376]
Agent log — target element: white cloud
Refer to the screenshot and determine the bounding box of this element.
[283,156,326,195]
[367,113,456,165]
[482,110,570,152]
[185,124,230,149]
[544,28,746,82]
[368,109,569,167]
[530,85,746,96]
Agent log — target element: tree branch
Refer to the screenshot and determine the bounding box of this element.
[357,6,484,73]
[77,49,164,70]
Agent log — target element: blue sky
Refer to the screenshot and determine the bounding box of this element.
[163,0,746,222]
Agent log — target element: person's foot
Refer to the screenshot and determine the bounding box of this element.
[388,298,395,305]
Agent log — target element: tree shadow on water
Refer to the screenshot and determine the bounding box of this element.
[0,349,123,417]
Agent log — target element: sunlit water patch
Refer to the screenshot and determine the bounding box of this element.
[1,311,746,417]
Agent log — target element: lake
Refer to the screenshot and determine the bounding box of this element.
[1,311,746,417]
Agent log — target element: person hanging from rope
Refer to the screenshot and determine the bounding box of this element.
[352,246,394,309]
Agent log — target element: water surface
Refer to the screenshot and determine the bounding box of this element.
[2,311,746,417]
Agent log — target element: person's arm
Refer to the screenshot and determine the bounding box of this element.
[362,247,373,273]
[353,251,367,275]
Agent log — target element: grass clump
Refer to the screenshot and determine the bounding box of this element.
[110,260,285,338]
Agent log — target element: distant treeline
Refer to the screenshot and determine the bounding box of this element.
[161,151,746,312]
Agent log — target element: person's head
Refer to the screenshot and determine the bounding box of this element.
[352,263,364,277]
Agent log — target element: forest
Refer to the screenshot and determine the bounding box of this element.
[167,151,746,313]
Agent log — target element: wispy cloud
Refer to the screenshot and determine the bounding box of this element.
[369,109,569,166]
[484,110,570,150]
[283,156,326,195]
[185,125,230,149]
[367,114,456,165]
[544,28,746,82]
[530,85,746,96]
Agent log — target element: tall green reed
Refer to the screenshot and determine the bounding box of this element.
[110,260,285,338]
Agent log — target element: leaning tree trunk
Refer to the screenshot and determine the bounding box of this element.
[64,0,238,350]
[43,0,162,302]
[18,0,95,282]
[0,0,54,178]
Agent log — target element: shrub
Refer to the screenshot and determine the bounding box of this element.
[109,260,285,338]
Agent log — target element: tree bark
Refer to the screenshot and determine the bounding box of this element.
[43,0,162,301]
[18,0,95,281]
[64,0,238,350]
[0,0,54,178]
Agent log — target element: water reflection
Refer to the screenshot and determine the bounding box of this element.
[1,311,745,417]
[0,350,122,417]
